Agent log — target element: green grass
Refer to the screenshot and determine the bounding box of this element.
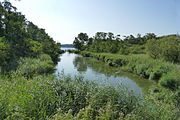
[1,73,178,120]
[0,53,179,119]
[81,51,180,91]
[17,54,55,78]
[67,49,80,54]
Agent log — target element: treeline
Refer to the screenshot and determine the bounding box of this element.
[73,32,180,63]
[0,1,62,72]
[73,32,180,91]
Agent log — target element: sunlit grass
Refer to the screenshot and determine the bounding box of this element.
[81,51,180,91]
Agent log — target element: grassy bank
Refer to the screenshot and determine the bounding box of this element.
[67,49,80,54]
[0,53,179,119]
[81,51,180,91]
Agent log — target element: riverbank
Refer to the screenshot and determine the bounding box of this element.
[0,53,178,119]
[55,52,155,93]
[81,51,180,91]
[0,41,179,119]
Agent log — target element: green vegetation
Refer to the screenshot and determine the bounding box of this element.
[73,32,180,91]
[73,32,179,119]
[0,1,62,73]
[67,49,80,54]
[17,54,55,78]
[146,35,180,63]
[73,32,157,54]
[0,55,178,119]
[81,51,180,91]
[0,0,179,119]
[73,55,154,92]
[73,32,180,63]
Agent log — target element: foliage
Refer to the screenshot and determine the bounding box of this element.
[73,32,159,54]
[0,37,9,71]
[0,1,62,72]
[146,35,180,63]
[159,70,180,90]
[0,54,179,119]
[67,49,80,54]
[0,67,139,119]
[73,33,89,50]
[0,74,58,119]
[146,38,161,59]
[17,54,55,78]
[81,51,180,90]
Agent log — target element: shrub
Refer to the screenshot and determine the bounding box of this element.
[149,62,175,80]
[159,71,180,90]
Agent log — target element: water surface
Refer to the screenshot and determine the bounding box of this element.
[55,50,154,95]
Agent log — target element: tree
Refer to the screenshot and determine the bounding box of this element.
[107,32,114,40]
[115,34,121,41]
[143,33,156,40]
[94,32,107,40]
[87,37,93,45]
[146,35,180,63]
[0,1,62,71]
[0,37,9,68]
[146,39,161,59]
[73,33,89,50]
[159,36,180,63]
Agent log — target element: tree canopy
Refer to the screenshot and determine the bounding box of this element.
[0,1,62,72]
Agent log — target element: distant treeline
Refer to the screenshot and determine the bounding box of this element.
[73,32,180,63]
[0,1,62,72]
[73,32,180,92]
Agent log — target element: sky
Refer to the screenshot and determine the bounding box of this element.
[4,0,180,44]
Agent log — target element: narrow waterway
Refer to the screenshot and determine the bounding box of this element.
[55,48,154,95]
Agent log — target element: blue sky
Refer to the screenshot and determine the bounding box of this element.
[7,0,180,43]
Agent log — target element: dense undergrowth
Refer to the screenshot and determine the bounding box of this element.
[81,51,180,91]
[0,54,179,120]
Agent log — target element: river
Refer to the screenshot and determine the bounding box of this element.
[55,47,154,95]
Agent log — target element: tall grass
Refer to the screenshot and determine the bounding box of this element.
[0,53,179,119]
[81,51,180,91]
[0,72,141,119]
[0,73,178,119]
[17,54,55,78]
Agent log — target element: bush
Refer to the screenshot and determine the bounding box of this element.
[159,71,180,90]
[149,62,175,80]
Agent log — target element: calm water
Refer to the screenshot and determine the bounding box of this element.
[61,47,75,50]
[55,48,154,95]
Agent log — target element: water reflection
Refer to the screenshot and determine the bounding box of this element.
[55,52,154,95]
[73,56,87,73]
